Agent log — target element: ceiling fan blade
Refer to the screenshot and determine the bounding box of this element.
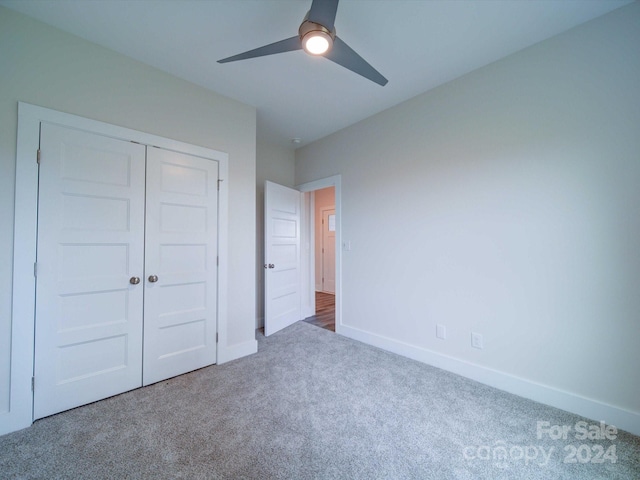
[325,36,388,86]
[307,0,339,31]
[218,36,301,63]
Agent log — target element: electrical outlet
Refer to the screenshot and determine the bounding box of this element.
[436,324,446,340]
[471,332,484,349]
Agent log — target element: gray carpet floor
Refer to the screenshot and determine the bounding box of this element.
[0,321,638,479]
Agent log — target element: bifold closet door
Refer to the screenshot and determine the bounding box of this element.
[142,147,219,386]
[34,124,146,420]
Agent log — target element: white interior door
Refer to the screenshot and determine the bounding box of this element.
[264,181,302,336]
[143,147,219,385]
[321,208,336,294]
[34,123,146,419]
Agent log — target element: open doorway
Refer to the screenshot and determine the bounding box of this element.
[303,186,336,332]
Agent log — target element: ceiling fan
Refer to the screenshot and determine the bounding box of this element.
[217,0,388,86]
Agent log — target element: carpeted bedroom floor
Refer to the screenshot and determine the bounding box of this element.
[0,321,638,479]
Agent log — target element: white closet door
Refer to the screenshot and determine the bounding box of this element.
[143,147,219,386]
[34,124,146,420]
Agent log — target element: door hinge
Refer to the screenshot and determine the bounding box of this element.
[37,149,41,164]
[217,256,219,266]
[34,262,37,277]
[216,332,219,343]
[31,376,35,391]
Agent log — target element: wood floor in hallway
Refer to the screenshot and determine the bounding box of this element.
[303,291,335,332]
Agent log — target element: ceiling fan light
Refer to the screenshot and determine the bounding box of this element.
[299,20,335,56]
[304,33,331,55]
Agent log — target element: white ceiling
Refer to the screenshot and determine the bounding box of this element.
[1,0,633,148]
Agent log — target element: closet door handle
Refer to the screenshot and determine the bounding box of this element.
[148,275,159,283]
[129,277,141,285]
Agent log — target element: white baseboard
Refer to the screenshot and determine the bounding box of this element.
[217,339,258,365]
[339,324,640,437]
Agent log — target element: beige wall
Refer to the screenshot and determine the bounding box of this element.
[296,3,640,430]
[0,7,257,418]
[255,139,296,328]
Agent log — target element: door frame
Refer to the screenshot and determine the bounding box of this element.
[7,102,229,434]
[297,176,342,334]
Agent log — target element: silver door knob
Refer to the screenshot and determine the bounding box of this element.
[148,275,159,283]
[129,277,140,285]
[268,264,275,269]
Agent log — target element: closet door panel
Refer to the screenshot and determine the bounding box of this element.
[34,124,146,420]
[143,147,219,386]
